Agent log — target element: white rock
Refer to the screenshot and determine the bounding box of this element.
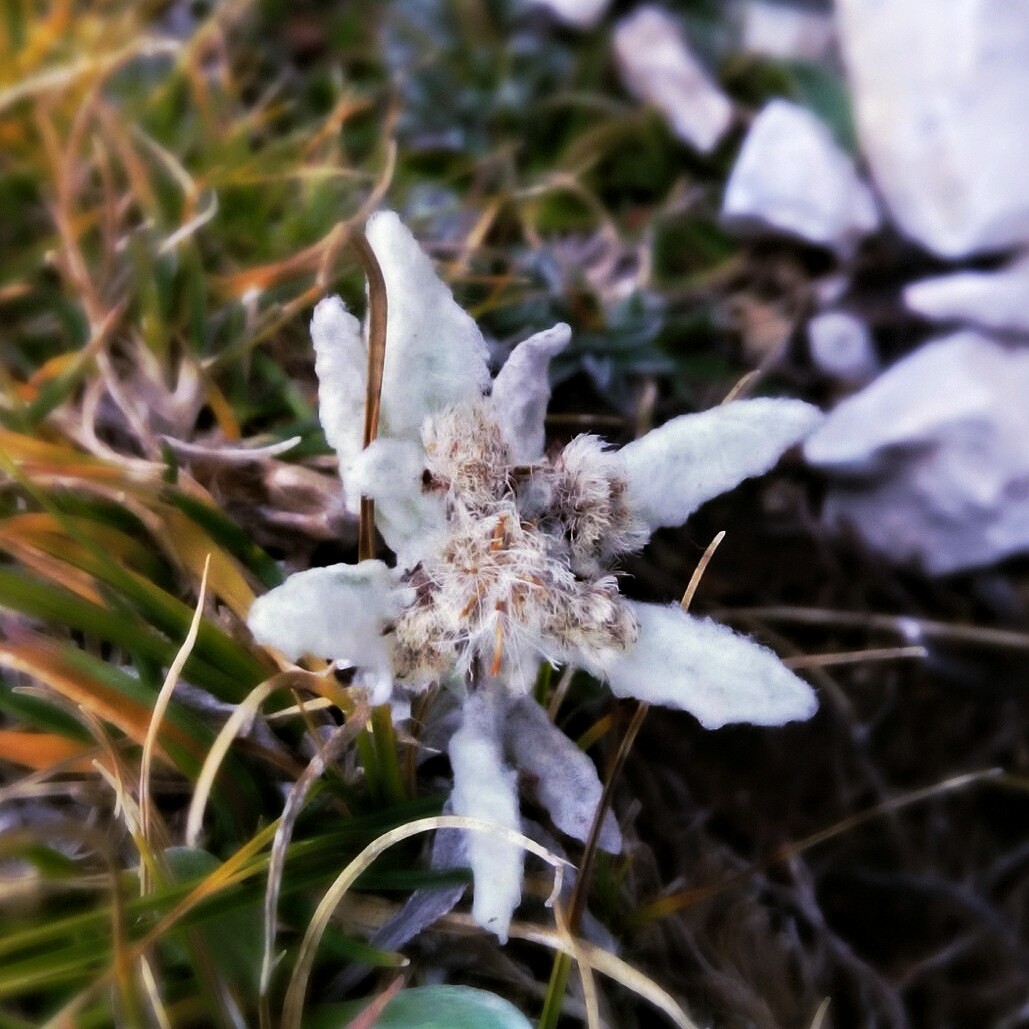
[904,257,1029,335]
[529,0,611,28]
[807,310,877,381]
[805,332,1029,573]
[741,1,835,61]
[836,0,1029,258]
[614,6,734,154]
[722,99,879,254]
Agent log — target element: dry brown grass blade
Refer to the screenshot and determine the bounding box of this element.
[139,956,173,1029]
[785,645,927,670]
[553,899,602,1029]
[680,531,726,613]
[351,230,388,562]
[140,555,210,888]
[726,605,1029,653]
[259,716,369,1022]
[635,767,1007,922]
[568,533,728,935]
[443,912,700,1029]
[0,728,96,773]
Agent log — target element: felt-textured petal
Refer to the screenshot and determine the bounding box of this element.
[366,211,491,442]
[310,296,367,473]
[247,560,408,704]
[504,696,621,853]
[619,398,822,532]
[345,437,448,568]
[491,323,571,462]
[448,691,523,942]
[600,601,817,729]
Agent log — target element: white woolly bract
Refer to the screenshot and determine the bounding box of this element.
[504,697,622,853]
[600,601,817,729]
[619,398,822,531]
[448,692,523,942]
[246,560,409,705]
[366,211,491,443]
[311,296,367,473]
[346,437,448,567]
[490,323,571,463]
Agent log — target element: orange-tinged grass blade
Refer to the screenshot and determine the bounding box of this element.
[0,36,181,119]
[156,504,254,619]
[301,93,372,158]
[0,634,201,766]
[199,369,241,441]
[42,819,281,1028]
[344,976,406,1029]
[212,232,337,298]
[0,511,160,575]
[0,728,96,773]
[0,427,155,487]
[26,348,82,388]
[0,532,107,604]
[5,0,74,78]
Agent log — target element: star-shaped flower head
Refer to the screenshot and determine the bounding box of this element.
[248,211,822,941]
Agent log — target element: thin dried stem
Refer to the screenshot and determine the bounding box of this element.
[351,231,388,562]
[634,766,1007,923]
[725,605,1029,653]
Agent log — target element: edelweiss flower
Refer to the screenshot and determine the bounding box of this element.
[248,211,821,940]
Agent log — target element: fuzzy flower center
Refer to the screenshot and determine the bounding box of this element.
[389,400,640,688]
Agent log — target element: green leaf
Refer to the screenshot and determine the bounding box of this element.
[309,986,533,1029]
[161,847,264,994]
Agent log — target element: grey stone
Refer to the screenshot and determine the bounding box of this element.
[614,6,734,153]
[904,257,1029,336]
[836,0,1029,258]
[807,310,877,381]
[805,332,1029,573]
[722,99,879,254]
